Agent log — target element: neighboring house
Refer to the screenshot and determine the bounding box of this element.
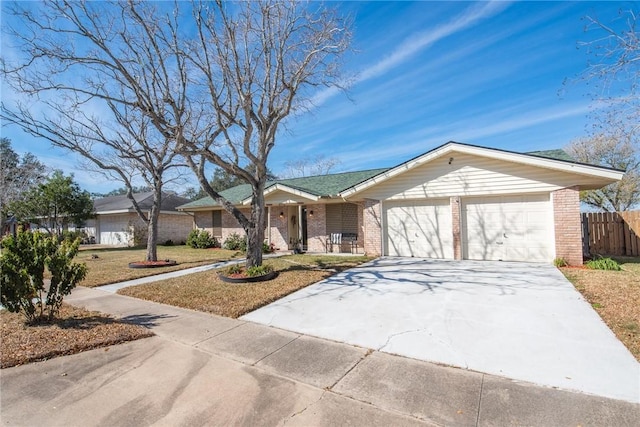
[87,192,193,246]
[178,142,624,265]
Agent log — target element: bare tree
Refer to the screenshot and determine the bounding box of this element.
[1,0,350,268]
[281,155,342,178]
[566,130,640,211]
[578,8,640,135]
[177,0,351,267]
[1,1,189,261]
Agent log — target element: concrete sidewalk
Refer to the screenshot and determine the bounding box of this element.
[1,286,638,426]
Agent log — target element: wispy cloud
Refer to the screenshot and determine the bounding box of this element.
[358,1,509,82]
[334,101,590,171]
[310,1,510,107]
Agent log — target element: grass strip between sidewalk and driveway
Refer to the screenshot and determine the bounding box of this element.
[78,245,241,288]
[0,304,154,368]
[562,257,640,362]
[118,254,372,318]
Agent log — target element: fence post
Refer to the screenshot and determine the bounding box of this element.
[581,213,590,257]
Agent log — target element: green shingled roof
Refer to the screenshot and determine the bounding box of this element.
[178,168,389,210]
[527,149,575,162]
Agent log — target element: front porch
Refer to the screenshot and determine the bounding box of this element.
[266,203,365,254]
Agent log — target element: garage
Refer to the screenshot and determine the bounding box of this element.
[384,199,453,258]
[98,214,130,245]
[462,194,554,262]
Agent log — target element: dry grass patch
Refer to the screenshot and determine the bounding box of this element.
[1,304,153,368]
[562,258,640,361]
[78,245,240,287]
[118,255,371,318]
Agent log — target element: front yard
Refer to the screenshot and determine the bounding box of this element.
[78,245,241,287]
[118,254,371,318]
[562,258,640,361]
[5,245,638,367]
[0,304,153,368]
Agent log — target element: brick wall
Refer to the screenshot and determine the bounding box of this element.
[194,211,213,235]
[127,212,194,246]
[363,199,382,256]
[306,204,327,252]
[269,207,288,251]
[552,186,582,265]
[157,214,193,244]
[221,209,250,243]
[450,196,462,260]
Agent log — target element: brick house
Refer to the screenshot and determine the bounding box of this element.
[178,142,623,265]
[85,192,193,246]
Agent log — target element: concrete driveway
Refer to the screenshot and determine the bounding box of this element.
[242,257,640,403]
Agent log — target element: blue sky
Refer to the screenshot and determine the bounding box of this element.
[1,1,627,193]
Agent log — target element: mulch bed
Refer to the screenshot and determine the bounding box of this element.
[0,304,154,368]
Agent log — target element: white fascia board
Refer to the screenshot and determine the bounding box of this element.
[95,209,131,215]
[340,142,624,198]
[241,184,319,205]
[458,144,625,180]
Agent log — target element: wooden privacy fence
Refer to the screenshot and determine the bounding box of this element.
[582,211,640,256]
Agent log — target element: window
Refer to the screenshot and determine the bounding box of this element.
[212,210,222,237]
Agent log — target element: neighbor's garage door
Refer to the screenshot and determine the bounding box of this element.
[462,194,554,262]
[98,214,130,245]
[385,199,453,259]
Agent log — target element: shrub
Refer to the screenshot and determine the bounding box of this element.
[164,239,174,246]
[0,229,87,322]
[246,265,273,277]
[262,242,276,253]
[225,264,243,275]
[585,257,621,271]
[553,257,568,267]
[60,230,83,242]
[186,229,218,249]
[223,233,247,251]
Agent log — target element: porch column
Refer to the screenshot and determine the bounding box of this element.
[451,196,462,260]
[266,206,271,244]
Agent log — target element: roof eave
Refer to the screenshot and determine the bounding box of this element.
[241,183,320,205]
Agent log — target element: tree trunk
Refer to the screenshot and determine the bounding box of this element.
[245,188,266,268]
[146,192,161,262]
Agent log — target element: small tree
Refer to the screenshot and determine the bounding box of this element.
[10,170,94,236]
[0,229,87,322]
[566,131,640,211]
[0,137,46,233]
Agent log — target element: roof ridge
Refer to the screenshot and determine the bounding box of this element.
[275,167,389,182]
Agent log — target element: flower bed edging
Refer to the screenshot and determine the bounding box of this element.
[128,260,178,269]
[217,270,277,284]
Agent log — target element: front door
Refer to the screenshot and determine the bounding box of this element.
[287,205,308,250]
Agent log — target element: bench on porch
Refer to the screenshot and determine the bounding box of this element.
[326,232,362,254]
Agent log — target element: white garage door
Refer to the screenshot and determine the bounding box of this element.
[462,194,554,262]
[98,214,130,246]
[385,199,453,259]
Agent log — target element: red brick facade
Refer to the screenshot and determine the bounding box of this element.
[269,207,288,251]
[306,203,327,252]
[192,188,584,263]
[363,199,382,256]
[552,186,582,265]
